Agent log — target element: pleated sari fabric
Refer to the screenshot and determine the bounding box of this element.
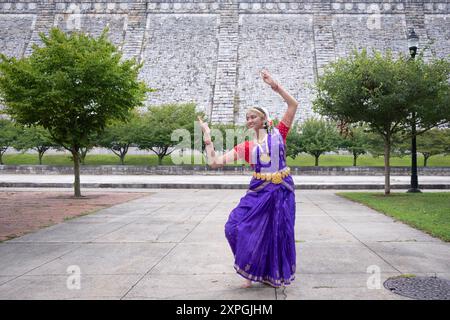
[225,127,296,287]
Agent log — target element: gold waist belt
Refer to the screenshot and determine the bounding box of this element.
[252,167,291,184]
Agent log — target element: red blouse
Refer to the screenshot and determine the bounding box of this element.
[234,121,290,164]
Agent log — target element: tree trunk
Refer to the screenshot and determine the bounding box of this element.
[383,135,391,195]
[80,150,87,165]
[158,154,163,165]
[424,155,429,167]
[314,155,319,166]
[120,146,129,165]
[36,147,48,165]
[353,153,358,166]
[71,148,82,197]
[0,150,4,165]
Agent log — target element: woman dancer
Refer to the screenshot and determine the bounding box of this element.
[198,69,299,288]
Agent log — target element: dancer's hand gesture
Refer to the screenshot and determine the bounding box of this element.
[260,69,279,91]
[197,116,210,135]
[198,116,212,145]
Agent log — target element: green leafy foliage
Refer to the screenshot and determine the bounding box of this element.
[12,125,58,164]
[97,112,142,165]
[0,118,20,164]
[313,49,450,194]
[135,103,201,165]
[0,27,150,196]
[297,118,340,166]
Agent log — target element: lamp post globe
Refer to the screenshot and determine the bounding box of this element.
[407,28,419,59]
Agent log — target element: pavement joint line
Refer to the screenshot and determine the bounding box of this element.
[313,194,404,274]
[374,240,435,243]
[119,200,223,300]
[0,243,84,288]
[86,216,147,243]
[275,286,288,300]
[0,198,169,287]
[166,200,276,299]
[153,219,187,242]
[63,202,192,244]
[82,198,171,242]
[48,206,158,244]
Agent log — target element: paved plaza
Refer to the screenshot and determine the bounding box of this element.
[0,189,449,300]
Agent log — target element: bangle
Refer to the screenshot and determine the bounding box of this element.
[204,140,212,145]
[271,83,279,91]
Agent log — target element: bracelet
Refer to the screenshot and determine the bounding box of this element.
[204,140,212,145]
[271,83,279,91]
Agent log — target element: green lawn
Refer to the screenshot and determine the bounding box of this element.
[287,154,450,167]
[336,192,450,242]
[2,153,173,166]
[3,153,450,167]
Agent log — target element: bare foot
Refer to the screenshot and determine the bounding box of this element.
[241,279,252,288]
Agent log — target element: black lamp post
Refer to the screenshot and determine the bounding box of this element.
[407,28,421,193]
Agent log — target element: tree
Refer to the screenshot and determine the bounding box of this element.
[0,28,149,197]
[97,113,141,165]
[314,49,418,194]
[13,125,58,164]
[136,103,200,165]
[401,54,450,191]
[403,55,450,136]
[338,125,368,166]
[364,131,386,158]
[79,146,92,165]
[267,118,303,161]
[285,121,302,160]
[364,130,405,159]
[298,118,340,166]
[417,128,450,167]
[0,118,19,165]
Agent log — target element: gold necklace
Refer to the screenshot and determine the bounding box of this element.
[257,135,270,163]
[257,133,267,145]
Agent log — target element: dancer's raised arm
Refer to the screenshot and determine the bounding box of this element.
[261,69,299,127]
[198,116,237,169]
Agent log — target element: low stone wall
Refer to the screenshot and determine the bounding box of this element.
[1,165,449,176]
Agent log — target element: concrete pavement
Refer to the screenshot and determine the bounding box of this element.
[0,189,449,300]
[0,174,449,189]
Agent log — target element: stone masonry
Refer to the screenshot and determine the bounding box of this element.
[0,0,449,124]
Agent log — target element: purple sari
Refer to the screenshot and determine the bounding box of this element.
[225,127,296,287]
